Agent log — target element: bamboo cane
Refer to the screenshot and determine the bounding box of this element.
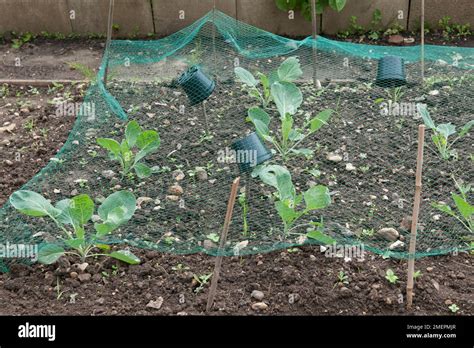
[407,125,425,309]
[421,0,425,82]
[310,0,319,88]
[206,177,241,312]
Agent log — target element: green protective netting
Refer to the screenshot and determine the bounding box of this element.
[0,10,473,269]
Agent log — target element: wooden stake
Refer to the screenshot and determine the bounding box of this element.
[420,0,425,82]
[0,79,88,87]
[310,0,319,88]
[104,0,115,85]
[206,177,241,312]
[406,125,425,309]
[212,0,217,76]
[202,101,210,134]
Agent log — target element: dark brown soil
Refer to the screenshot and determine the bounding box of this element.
[0,84,84,205]
[0,246,472,315]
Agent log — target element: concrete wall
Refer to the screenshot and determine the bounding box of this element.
[0,0,472,37]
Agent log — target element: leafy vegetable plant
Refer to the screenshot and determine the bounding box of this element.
[97,120,160,179]
[235,56,303,108]
[385,269,399,284]
[236,57,333,161]
[10,190,140,265]
[432,178,473,233]
[253,165,331,235]
[418,104,473,160]
[275,0,347,21]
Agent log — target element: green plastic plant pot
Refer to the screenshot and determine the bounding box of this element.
[375,56,407,88]
[231,132,273,174]
[178,66,215,106]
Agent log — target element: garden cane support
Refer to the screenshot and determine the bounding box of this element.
[202,101,210,135]
[421,0,425,82]
[104,0,115,86]
[407,125,425,309]
[310,0,319,89]
[206,177,241,312]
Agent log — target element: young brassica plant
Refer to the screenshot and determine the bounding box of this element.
[418,104,473,160]
[431,178,473,234]
[236,57,332,161]
[235,56,303,108]
[249,103,333,161]
[253,165,331,235]
[10,190,140,265]
[97,120,160,179]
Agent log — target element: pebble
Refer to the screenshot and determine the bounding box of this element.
[428,90,440,96]
[251,302,268,311]
[146,297,164,310]
[376,228,399,242]
[389,240,405,250]
[69,272,78,279]
[77,273,91,282]
[71,189,79,196]
[101,170,116,179]
[426,267,434,272]
[136,197,153,209]
[195,167,208,181]
[388,34,404,45]
[4,159,13,166]
[327,153,343,162]
[172,170,185,181]
[309,254,317,261]
[251,290,264,301]
[91,214,101,222]
[168,184,184,196]
[345,163,356,171]
[53,189,61,194]
[203,240,216,250]
[77,262,89,272]
[166,195,180,201]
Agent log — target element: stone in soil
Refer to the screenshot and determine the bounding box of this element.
[168,184,184,196]
[251,290,264,301]
[376,228,399,242]
[146,297,164,310]
[327,153,343,162]
[251,302,268,311]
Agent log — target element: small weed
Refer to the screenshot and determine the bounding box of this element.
[385,269,399,284]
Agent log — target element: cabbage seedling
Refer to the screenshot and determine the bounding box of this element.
[10,190,140,265]
[418,104,473,160]
[431,178,473,233]
[235,56,303,108]
[97,120,160,179]
[253,165,331,234]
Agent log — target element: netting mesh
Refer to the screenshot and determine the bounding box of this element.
[0,10,473,267]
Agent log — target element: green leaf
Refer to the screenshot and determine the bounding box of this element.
[56,195,93,238]
[65,238,85,249]
[254,165,290,191]
[109,250,140,265]
[282,113,294,143]
[304,185,331,210]
[329,0,346,12]
[275,200,300,225]
[134,162,152,178]
[97,138,121,157]
[315,0,329,14]
[248,107,270,127]
[275,0,298,11]
[277,56,303,82]
[418,104,435,129]
[290,148,314,158]
[206,233,220,243]
[125,120,142,148]
[234,67,257,87]
[288,129,304,141]
[38,244,65,264]
[431,202,455,216]
[452,193,473,220]
[275,167,296,202]
[309,109,333,132]
[459,120,474,137]
[271,81,302,118]
[436,123,456,139]
[94,222,117,236]
[307,230,336,244]
[10,190,61,217]
[98,191,136,225]
[135,130,160,162]
[253,119,272,141]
